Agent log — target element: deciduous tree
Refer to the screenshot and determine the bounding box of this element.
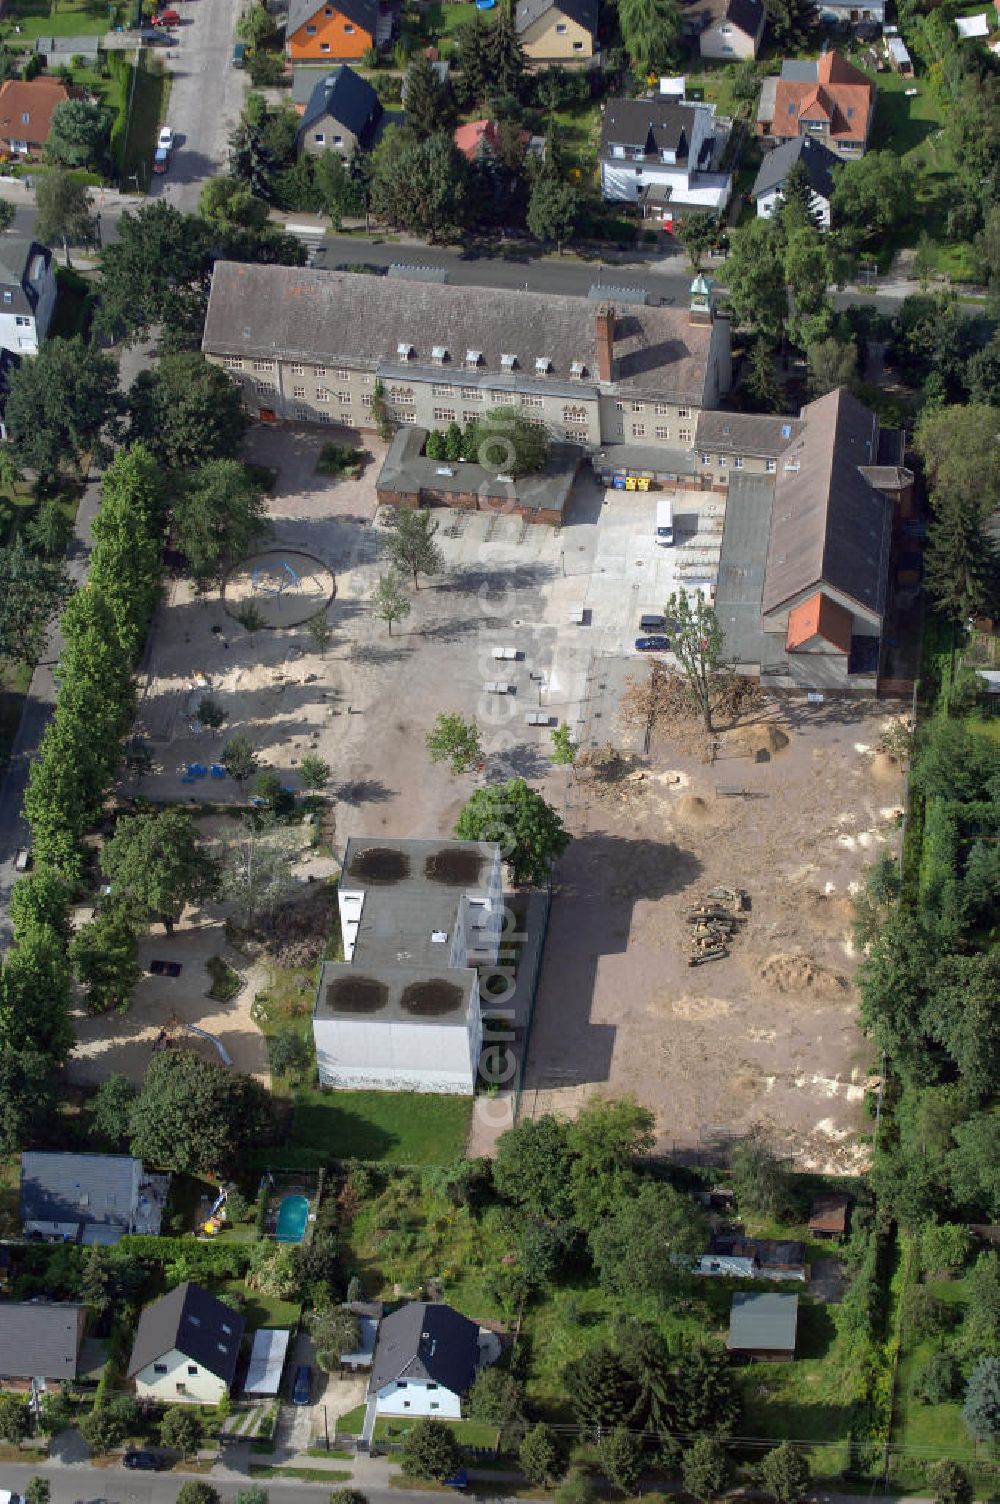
[682,1437,731,1501]
[6,336,120,482]
[69,910,141,1014]
[664,590,728,734]
[400,1417,463,1480]
[129,354,248,472]
[758,1442,810,1504]
[519,1424,566,1487]
[102,808,219,934]
[589,1180,705,1299]
[0,921,74,1062]
[173,460,271,588]
[0,1048,57,1156]
[527,174,579,252]
[97,201,211,345]
[426,713,483,774]
[617,0,681,72]
[47,96,111,169]
[384,508,444,589]
[34,169,94,265]
[454,777,570,886]
[599,1426,643,1494]
[372,569,411,634]
[89,1072,137,1147]
[130,1049,274,1174]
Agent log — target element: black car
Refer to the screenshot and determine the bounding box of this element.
[635,635,671,652]
[123,1451,168,1471]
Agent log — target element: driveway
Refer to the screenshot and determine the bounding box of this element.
[150,0,248,210]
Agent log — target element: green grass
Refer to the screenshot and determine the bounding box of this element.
[207,954,243,1002]
[216,1277,301,1330]
[118,53,169,187]
[334,1403,367,1435]
[374,1417,500,1448]
[250,1466,352,1481]
[419,0,476,38]
[267,1088,472,1168]
[891,1272,976,1474]
[0,0,119,42]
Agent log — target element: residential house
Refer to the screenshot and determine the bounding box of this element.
[312,837,504,1093]
[20,1151,167,1244]
[128,1282,245,1404]
[751,134,841,228]
[708,387,908,692]
[681,0,765,60]
[0,238,56,355]
[814,0,885,21]
[286,0,392,61]
[727,1291,799,1360]
[698,1236,808,1281]
[600,94,733,217]
[201,262,732,447]
[0,1302,86,1385]
[363,1300,496,1442]
[756,51,875,157]
[809,1194,852,1240]
[295,65,382,156]
[0,77,76,158]
[514,0,598,61]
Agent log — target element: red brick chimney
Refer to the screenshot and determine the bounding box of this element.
[595,306,615,383]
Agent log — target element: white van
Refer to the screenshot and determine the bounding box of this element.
[655,497,674,546]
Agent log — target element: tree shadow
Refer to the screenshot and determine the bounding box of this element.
[337,778,395,804]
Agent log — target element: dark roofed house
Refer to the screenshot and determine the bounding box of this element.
[600,94,733,215]
[0,236,56,355]
[705,1236,808,1282]
[514,0,598,61]
[751,135,841,228]
[0,1302,86,1385]
[728,1292,799,1361]
[809,1194,851,1240]
[682,0,765,59]
[363,1300,493,1441]
[129,1282,245,1404]
[295,65,382,157]
[20,1151,165,1244]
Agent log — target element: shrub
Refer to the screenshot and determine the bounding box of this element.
[915,1350,962,1404]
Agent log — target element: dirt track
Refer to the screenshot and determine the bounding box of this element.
[522,697,907,1173]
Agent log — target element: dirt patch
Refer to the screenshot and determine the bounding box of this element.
[871,750,902,783]
[756,952,851,999]
[676,793,717,825]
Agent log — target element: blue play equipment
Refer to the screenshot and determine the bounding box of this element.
[251,559,302,609]
[210,764,226,779]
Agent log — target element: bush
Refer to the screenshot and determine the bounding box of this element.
[400,1417,463,1480]
[118,1235,251,1278]
[316,442,363,478]
[915,1350,962,1404]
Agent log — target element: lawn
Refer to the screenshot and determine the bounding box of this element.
[891,1271,976,1471]
[0,0,119,42]
[216,1277,301,1331]
[118,52,169,187]
[419,0,477,39]
[333,1405,498,1450]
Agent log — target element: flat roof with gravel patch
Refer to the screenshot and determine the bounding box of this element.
[315,962,476,1026]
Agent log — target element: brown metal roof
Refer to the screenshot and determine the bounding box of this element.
[762,387,892,619]
[203,263,719,405]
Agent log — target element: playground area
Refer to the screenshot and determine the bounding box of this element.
[224,548,336,630]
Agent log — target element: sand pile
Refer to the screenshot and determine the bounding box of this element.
[871,751,902,783]
[677,793,715,824]
[757,952,850,998]
[731,723,790,761]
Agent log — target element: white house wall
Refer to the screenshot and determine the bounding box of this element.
[375,1377,462,1418]
[134,1348,229,1405]
[757,185,831,229]
[314,1011,481,1093]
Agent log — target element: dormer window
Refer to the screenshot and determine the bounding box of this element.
[431,345,448,364]
[570,360,586,379]
[535,356,551,374]
[501,353,517,369]
[20,112,29,124]
[397,342,413,359]
[464,349,482,367]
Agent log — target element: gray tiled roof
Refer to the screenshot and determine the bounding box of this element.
[369,1302,481,1396]
[515,0,597,37]
[203,263,720,406]
[0,1303,84,1382]
[762,387,891,618]
[0,238,50,319]
[682,0,763,38]
[751,134,840,202]
[695,409,802,458]
[728,1291,798,1351]
[296,65,381,143]
[715,469,775,666]
[128,1282,245,1384]
[287,0,377,41]
[20,1151,142,1236]
[601,96,694,156]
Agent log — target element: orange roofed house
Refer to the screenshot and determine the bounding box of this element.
[0,77,77,159]
[756,50,875,157]
[286,0,395,61]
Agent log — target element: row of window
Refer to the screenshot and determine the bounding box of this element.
[616,401,690,417]
[226,358,360,381]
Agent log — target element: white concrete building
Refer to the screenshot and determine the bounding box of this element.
[313,838,504,1094]
[599,94,733,216]
[128,1282,244,1405]
[0,239,56,356]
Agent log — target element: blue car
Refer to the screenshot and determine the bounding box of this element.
[292,1364,312,1405]
[635,635,671,652]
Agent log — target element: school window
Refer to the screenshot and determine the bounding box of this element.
[433,408,456,422]
[316,388,330,401]
[255,381,273,395]
[388,386,413,402]
[521,395,543,409]
[489,390,508,403]
[318,411,332,423]
[335,368,349,380]
[734,455,744,469]
[337,391,350,404]
[361,394,373,407]
[679,427,692,443]
[225,358,244,370]
[615,400,624,412]
[400,410,416,422]
[432,383,452,397]
[463,411,479,423]
[314,365,327,377]
[293,386,305,398]
[678,406,691,419]
[461,387,481,400]
[654,403,671,415]
[253,359,275,372]
[294,405,309,420]
[632,424,646,438]
[766,458,776,472]
[700,452,710,464]
[631,401,645,413]
[563,405,587,422]
[717,454,727,467]
[655,426,670,440]
[290,362,304,375]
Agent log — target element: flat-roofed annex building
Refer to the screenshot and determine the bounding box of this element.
[313,838,504,1094]
[201,262,732,450]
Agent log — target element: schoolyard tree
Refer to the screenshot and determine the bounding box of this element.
[426,713,483,774]
[9,866,72,943]
[90,444,167,659]
[664,590,728,734]
[758,1442,811,1504]
[306,608,334,653]
[682,1437,731,1502]
[551,723,577,765]
[299,753,331,791]
[519,1424,566,1487]
[0,537,74,663]
[173,460,271,590]
[219,813,296,926]
[6,335,121,482]
[807,336,858,397]
[0,1048,57,1156]
[400,1417,463,1481]
[34,169,94,266]
[372,569,411,634]
[0,922,74,1063]
[384,508,444,589]
[101,807,220,934]
[454,778,570,886]
[220,734,260,786]
[130,1049,274,1174]
[129,353,248,471]
[69,909,142,1015]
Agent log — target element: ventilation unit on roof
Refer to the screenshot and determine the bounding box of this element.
[397,342,414,359]
[500,352,517,370]
[535,356,551,373]
[465,349,482,367]
[431,345,448,363]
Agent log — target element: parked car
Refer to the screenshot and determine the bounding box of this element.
[639,613,667,631]
[635,635,671,652]
[151,9,181,24]
[123,1451,168,1471]
[152,146,170,173]
[157,125,174,151]
[291,1364,312,1405]
[232,39,248,64]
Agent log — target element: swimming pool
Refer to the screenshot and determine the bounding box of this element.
[275,1194,309,1243]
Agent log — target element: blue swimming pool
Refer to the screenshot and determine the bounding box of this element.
[275,1194,309,1243]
